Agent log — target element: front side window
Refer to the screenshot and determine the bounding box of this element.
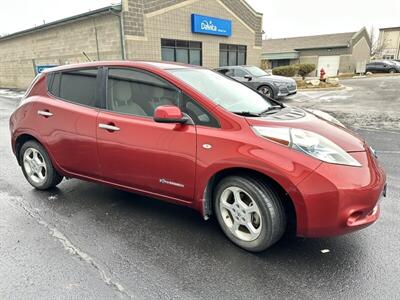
[107,68,180,117]
[169,68,273,115]
[243,66,269,77]
[48,68,98,107]
[219,44,247,66]
[233,68,249,77]
[161,39,202,66]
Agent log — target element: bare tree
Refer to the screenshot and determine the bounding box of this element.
[370,26,389,58]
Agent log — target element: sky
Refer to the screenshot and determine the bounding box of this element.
[0,0,399,41]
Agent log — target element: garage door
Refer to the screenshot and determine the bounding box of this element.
[317,56,340,77]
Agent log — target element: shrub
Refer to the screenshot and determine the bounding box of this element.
[272,65,298,77]
[297,63,316,78]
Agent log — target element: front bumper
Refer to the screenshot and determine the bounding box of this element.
[295,148,386,237]
[276,85,297,98]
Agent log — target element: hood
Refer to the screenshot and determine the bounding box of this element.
[245,107,365,152]
[257,74,295,83]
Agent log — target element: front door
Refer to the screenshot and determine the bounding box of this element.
[96,67,197,202]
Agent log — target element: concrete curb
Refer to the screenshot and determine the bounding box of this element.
[297,85,346,92]
[339,73,400,80]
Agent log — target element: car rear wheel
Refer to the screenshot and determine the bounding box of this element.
[389,69,396,74]
[214,176,286,252]
[20,140,63,190]
[258,85,274,99]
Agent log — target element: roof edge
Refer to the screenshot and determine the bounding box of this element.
[351,26,371,46]
[262,31,357,42]
[294,44,349,51]
[0,4,122,42]
[240,0,263,16]
[379,26,400,31]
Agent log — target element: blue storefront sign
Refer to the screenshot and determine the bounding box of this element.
[191,14,232,37]
[36,65,58,74]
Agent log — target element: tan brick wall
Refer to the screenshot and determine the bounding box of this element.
[0,14,122,89]
[339,55,353,73]
[350,37,370,72]
[124,0,262,68]
[378,29,400,59]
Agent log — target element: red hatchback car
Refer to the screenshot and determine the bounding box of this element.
[10,61,386,252]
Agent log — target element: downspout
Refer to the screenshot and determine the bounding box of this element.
[397,33,400,60]
[92,17,100,61]
[109,7,126,60]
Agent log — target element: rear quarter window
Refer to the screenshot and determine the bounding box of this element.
[47,68,99,107]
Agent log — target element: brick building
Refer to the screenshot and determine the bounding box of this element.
[376,26,400,60]
[0,0,263,89]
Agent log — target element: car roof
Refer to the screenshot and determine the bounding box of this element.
[42,60,200,74]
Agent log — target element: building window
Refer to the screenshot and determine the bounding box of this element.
[219,44,247,66]
[383,55,395,60]
[271,59,290,69]
[161,39,202,65]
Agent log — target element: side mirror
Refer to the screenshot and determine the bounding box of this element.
[244,74,252,81]
[153,105,188,124]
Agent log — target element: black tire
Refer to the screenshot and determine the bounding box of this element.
[19,140,63,190]
[214,176,286,252]
[257,85,274,99]
[388,69,396,74]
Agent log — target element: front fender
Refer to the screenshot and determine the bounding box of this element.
[193,148,321,235]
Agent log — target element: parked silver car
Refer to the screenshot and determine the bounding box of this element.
[215,65,297,99]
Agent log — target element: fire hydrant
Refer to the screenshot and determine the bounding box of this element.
[319,68,326,81]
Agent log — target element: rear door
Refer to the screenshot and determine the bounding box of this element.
[36,68,101,178]
[96,67,197,201]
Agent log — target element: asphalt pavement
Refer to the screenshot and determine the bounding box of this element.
[0,76,399,299]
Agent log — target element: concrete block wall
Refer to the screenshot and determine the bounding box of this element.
[124,0,262,68]
[0,14,122,89]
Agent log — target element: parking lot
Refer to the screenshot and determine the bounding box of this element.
[0,76,399,299]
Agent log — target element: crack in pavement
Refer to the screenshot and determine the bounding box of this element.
[1,191,134,299]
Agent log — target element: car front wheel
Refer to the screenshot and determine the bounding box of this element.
[257,85,274,99]
[20,140,63,190]
[214,176,286,252]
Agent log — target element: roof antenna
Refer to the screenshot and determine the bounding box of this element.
[82,51,92,62]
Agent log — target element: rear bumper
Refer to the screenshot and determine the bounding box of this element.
[295,149,386,237]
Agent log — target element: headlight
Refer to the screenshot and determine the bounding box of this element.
[306,109,345,128]
[252,126,362,167]
[273,81,287,87]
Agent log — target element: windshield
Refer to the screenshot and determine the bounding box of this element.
[243,66,269,77]
[169,68,273,114]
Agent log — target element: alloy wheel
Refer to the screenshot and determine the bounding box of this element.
[259,86,272,96]
[23,148,47,185]
[219,186,262,242]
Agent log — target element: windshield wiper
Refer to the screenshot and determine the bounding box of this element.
[232,111,261,117]
[260,105,283,115]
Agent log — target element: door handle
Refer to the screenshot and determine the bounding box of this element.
[37,110,53,117]
[99,123,120,132]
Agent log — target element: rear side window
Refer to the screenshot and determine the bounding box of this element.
[48,68,99,107]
